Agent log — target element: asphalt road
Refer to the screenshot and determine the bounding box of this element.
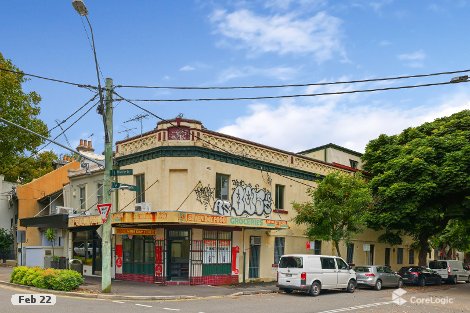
[1,282,469,313]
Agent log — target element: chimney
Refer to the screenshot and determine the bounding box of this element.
[76,139,95,153]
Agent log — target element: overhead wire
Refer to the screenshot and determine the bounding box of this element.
[114,68,470,90]
[116,80,470,103]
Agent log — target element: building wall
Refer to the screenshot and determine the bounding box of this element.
[300,146,363,170]
[64,169,105,215]
[0,175,16,232]
[16,162,80,246]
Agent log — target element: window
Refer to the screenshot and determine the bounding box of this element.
[409,249,415,264]
[97,183,103,204]
[274,237,285,264]
[79,186,86,210]
[314,240,322,255]
[347,243,354,264]
[320,257,336,269]
[275,184,285,210]
[279,256,303,268]
[336,258,349,270]
[349,159,358,169]
[397,248,404,265]
[385,248,391,266]
[135,174,145,203]
[377,266,384,273]
[215,174,230,200]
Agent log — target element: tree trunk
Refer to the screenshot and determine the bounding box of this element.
[334,241,341,257]
[418,238,429,266]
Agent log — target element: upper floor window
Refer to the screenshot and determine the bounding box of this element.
[349,159,359,169]
[79,186,86,210]
[135,174,145,203]
[275,184,285,210]
[97,183,103,204]
[216,173,230,200]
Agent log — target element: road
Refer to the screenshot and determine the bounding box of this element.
[1,283,469,313]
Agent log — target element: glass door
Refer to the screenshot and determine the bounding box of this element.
[167,230,190,281]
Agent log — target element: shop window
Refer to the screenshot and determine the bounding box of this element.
[346,243,354,264]
[202,230,232,276]
[275,184,285,210]
[79,186,86,210]
[122,235,155,276]
[274,237,285,264]
[397,248,404,265]
[408,249,415,264]
[215,174,230,200]
[135,174,145,203]
[97,183,103,204]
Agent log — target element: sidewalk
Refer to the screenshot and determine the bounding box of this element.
[0,265,277,300]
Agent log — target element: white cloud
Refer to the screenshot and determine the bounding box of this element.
[397,50,426,68]
[217,89,470,153]
[210,9,344,62]
[379,40,391,46]
[217,65,299,83]
[179,65,196,72]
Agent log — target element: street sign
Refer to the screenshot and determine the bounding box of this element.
[111,182,139,192]
[97,203,112,223]
[110,169,133,176]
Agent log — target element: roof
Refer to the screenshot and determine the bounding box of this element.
[297,143,363,158]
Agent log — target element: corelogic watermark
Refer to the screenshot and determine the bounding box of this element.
[392,288,455,306]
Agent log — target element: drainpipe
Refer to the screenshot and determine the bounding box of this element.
[242,228,246,284]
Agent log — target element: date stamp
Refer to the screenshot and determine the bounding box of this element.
[11,294,56,305]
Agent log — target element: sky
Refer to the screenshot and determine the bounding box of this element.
[1,0,470,157]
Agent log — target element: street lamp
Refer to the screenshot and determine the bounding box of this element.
[72,0,114,293]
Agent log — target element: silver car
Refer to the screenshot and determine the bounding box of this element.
[355,265,404,290]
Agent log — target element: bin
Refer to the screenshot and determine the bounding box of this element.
[69,259,83,275]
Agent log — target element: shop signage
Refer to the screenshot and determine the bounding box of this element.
[116,257,122,268]
[115,228,157,236]
[68,215,103,227]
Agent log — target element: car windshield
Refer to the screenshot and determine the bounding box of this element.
[354,266,371,273]
[429,261,447,269]
[279,256,303,268]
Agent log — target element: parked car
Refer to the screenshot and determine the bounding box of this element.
[277,254,357,296]
[355,265,403,290]
[428,260,470,284]
[73,242,94,257]
[398,266,442,286]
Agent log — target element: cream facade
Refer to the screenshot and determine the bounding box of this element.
[298,143,364,170]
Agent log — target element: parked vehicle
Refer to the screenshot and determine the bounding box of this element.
[428,260,470,284]
[398,266,442,286]
[355,265,403,290]
[277,254,357,296]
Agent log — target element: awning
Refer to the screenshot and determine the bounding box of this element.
[20,214,68,229]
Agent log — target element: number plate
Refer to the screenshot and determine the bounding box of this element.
[285,273,292,277]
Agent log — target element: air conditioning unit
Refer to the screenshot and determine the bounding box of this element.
[250,237,261,246]
[135,202,152,212]
[53,206,77,216]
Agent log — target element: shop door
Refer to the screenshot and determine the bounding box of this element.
[167,230,190,281]
[122,236,155,276]
[249,236,261,278]
[92,231,102,275]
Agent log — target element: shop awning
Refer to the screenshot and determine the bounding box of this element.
[20,214,68,229]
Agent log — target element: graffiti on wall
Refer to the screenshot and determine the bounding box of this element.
[195,184,215,210]
[213,180,272,217]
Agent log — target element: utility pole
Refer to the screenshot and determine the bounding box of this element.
[101,77,113,293]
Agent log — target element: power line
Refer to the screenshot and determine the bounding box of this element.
[113,91,316,188]
[116,80,470,103]
[0,67,98,89]
[114,68,470,90]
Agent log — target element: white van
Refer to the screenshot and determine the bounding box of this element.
[428,260,470,284]
[277,254,357,296]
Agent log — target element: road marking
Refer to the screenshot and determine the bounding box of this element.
[135,304,153,308]
[163,308,180,311]
[112,301,126,304]
[317,301,393,313]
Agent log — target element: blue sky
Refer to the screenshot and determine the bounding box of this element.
[1,0,470,156]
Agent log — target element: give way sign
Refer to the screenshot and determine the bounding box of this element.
[97,203,112,223]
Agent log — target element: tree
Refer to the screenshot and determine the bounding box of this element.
[0,228,14,263]
[362,110,470,266]
[431,220,470,258]
[7,150,57,183]
[45,228,56,258]
[293,172,372,257]
[0,52,49,182]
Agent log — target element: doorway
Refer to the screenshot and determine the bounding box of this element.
[167,230,190,281]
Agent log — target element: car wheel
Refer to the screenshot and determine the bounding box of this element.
[418,278,425,287]
[309,281,321,297]
[397,279,404,288]
[284,289,293,294]
[451,276,458,285]
[347,279,356,293]
[466,276,470,284]
[374,279,382,291]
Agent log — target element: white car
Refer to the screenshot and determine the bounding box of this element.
[277,254,357,296]
[428,260,470,284]
[73,243,94,257]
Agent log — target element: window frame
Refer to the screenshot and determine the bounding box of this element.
[397,247,404,265]
[408,249,415,264]
[215,173,230,201]
[79,185,86,210]
[135,174,145,203]
[274,237,285,264]
[97,183,103,205]
[274,184,285,210]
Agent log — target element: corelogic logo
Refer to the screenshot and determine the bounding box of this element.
[392,288,407,305]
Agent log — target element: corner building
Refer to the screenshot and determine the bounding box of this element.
[77,118,415,285]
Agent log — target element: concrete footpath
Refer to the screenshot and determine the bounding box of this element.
[0,266,277,300]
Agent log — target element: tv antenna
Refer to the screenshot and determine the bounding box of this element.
[124,114,149,136]
[118,127,137,139]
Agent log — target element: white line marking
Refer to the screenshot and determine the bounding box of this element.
[135,304,152,308]
[163,308,180,311]
[113,301,126,304]
[317,302,393,313]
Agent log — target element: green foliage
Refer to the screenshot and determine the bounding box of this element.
[45,228,56,257]
[362,110,470,264]
[293,172,372,257]
[431,219,470,253]
[0,52,50,182]
[7,151,58,184]
[10,266,83,291]
[0,228,14,261]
